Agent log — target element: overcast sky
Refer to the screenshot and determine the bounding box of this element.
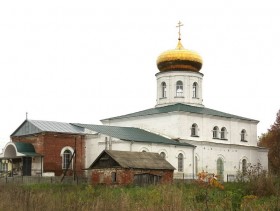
[0,0,279,149]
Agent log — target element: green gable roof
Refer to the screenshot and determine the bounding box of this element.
[101,103,258,122]
[11,119,85,137]
[73,123,194,147]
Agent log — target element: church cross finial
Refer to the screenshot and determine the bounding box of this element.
[176,21,184,40]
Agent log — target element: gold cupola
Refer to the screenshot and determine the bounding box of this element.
[156,22,203,72]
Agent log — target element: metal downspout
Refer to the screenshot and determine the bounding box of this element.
[193,147,195,179]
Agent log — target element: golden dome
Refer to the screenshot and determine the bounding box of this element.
[156,40,203,72]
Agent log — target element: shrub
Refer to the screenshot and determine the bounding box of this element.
[236,162,276,197]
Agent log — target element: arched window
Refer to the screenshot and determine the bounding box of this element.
[161,82,167,98]
[178,153,184,172]
[217,158,224,182]
[160,152,166,159]
[242,159,247,175]
[193,82,198,98]
[221,127,227,139]
[62,149,72,169]
[176,81,183,97]
[191,123,198,137]
[241,129,247,141]
[141,147,149,152]
[213,126,219,139]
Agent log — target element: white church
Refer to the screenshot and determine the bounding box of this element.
[92,24,268,181]
[2,23,268,181]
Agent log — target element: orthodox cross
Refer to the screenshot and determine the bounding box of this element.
[176,21,184,40]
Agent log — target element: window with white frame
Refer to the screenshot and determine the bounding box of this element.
[221,127,227,139]
[62,149,72,169]
[176,81,183,97]
[161,82,167,98]
[191,123,198,137]
[178,153,184,172]
[241,129,247,141]
[193,82,198,98]
[213,126,219,139]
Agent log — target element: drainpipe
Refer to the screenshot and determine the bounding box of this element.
[40,156,43,176]
[105,137,108,150]
[130,141,134,152]
[109,137,112,150]
[192,147,195,179]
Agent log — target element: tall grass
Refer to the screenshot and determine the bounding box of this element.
[0,181,279,210]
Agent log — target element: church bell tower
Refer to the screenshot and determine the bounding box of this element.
[155,22,204,107]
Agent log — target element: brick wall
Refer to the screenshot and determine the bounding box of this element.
[12,133,85,176]
[91,168,173,185]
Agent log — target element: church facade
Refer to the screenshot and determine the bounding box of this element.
[100,29,268,180]
[0,25,268,182]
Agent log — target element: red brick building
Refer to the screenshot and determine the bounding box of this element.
[90,150,175,185]
[3,119,86,176]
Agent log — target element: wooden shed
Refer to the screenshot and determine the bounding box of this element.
[89,150,175,185]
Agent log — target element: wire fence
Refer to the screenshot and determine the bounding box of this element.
[0,175,89,185]
[173,172,237,182]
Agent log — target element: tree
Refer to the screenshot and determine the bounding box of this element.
[259,109,280,174]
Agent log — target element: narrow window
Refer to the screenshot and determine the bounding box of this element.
[161,82,167,98]
[112,172,117,183]
[160,152,166,159]
[241,129,247,141]
[176,81,183,97]
[242,159,247,175]
[217,158,224,182]
[191,123,198,136]
[62,149,72,169]
[178,153,184,172]
[193,82,198,98]
[213,126,219,139]
[221,127,227,139]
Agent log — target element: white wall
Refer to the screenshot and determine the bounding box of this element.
[102,112,258,147]
[84,133,195,175]
[101,109,267,179]
[192,141,268,179]
[156,71,204,107]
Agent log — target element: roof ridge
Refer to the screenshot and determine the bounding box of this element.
[101,103,258,122]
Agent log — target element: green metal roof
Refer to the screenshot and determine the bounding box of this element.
[11,120,85,137]
[101,103,258,122]
[11,120,194,148]
[14,142,42,157]
[73,123,194,147]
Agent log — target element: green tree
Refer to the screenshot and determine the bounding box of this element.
[259,109,280,174]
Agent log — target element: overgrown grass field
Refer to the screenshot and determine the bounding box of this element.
[0,179,279,211]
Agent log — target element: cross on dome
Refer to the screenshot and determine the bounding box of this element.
[176,21,184,40]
